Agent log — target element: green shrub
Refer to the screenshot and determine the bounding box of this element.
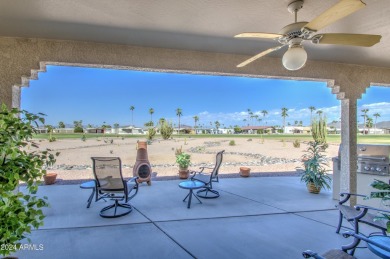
[234,126,242,134]
[0,104,59,257]
[74,126,84,133]
[311,117,327,145]
[229,140,236,146]
[148,128,156,140]
[293,139,300,148]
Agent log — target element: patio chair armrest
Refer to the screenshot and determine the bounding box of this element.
[190,170,211,179]
[199,166,213,172]
[190,170,199,179]
[339,192,367,204]
[355,204,390,214]
[126,176,139,189]
[302,250,325,259]
[343,231,390,253]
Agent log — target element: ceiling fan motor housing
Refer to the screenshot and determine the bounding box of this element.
[278,22,310,44]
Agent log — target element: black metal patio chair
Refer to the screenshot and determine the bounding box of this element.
[303,231,390,259]
[335,193,388,255]
[190,150,224,199]
[336,193,388,236]
[91,157,138,218]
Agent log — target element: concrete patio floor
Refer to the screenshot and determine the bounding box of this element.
[15,176,380,258]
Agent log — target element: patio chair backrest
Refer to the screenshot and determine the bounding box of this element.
[211,150,225,178]
[91,157,125,192]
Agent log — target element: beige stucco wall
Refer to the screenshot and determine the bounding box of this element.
[1,37,390,108]
[0,36,389,200]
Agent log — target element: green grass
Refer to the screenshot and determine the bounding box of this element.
[33,133,389,144]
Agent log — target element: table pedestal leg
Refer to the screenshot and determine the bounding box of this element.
[87,188,95,208]
[183,189,202,209]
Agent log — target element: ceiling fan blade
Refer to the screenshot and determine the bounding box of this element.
[305,0,365,32]
[313,33,381,47]
[235,32,283,39]
[237,46,284,68]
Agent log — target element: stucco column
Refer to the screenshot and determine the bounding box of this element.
[340,98,358,205]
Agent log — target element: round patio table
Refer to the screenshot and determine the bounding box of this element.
[179,180,205,209]
[367,235,390,259]
[80,180,96,208]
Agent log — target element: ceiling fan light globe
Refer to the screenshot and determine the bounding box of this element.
[282,46,307,71]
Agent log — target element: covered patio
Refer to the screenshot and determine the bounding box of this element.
[1,0,390,200]
[16,177,376,258]
[1,1,390,258]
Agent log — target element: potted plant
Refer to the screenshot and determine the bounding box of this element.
[300,141,331,194]
[42,157,59,185]
[0,104,58,258]
[175,148,191,179]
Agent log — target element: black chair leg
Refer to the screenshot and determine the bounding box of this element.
[336,211,343,234]
[196,188,220,199]
[348,221,361,256]
[100,200,133,218]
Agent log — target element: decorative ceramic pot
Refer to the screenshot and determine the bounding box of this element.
[239,167,250,177]
[43,173,57,185]
[179,169,189,179]
[307,182,321,194]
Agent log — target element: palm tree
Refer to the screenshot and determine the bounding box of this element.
[193,115,199,134]
[149,108,154,124]
[316,110,323,117]
[309,106,316,122]
[247,108,251,124]
[361,108,369,135]
[249,111,254,125]
[243,119,247,126]
[281,107,288,132]
[261,110,268,124]
[176,108,182,134]
[373,112,381,134]
[58,121,65,128]
[366,117,373,133]
[130,106,135,126]
[215,121,220,132]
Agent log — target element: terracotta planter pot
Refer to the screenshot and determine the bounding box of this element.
[179,169,189,179]
[240,167,250,177]
[43,173,57,185]
[307,182,321,194]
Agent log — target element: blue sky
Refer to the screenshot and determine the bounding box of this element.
[21,65,390,128]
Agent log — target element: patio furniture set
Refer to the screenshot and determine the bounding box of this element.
[80,150,225,217]
[80,149,390,258]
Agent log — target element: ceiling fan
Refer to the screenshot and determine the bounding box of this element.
[235,0,382,71]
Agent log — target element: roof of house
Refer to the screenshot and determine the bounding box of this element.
[241,126,273,130]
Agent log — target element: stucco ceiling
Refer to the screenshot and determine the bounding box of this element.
[0,0,389,68]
